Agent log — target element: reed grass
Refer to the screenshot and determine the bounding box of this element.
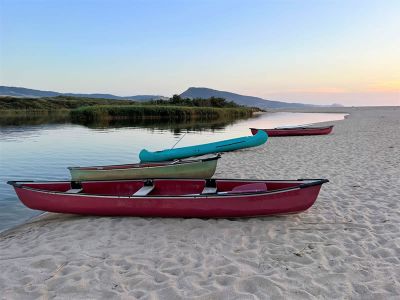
[0,96,138,110]
[70,105,253,122]
[0,95,256,126]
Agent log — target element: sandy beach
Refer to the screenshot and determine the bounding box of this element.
[1,106,399,299]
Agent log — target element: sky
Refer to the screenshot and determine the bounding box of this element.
[0,0,399,106]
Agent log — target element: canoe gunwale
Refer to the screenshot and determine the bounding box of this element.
[67,155,221,171]
[250,125,333,131]
[7,178,329,199]
[250,126,333,137]
[274,125,333,130]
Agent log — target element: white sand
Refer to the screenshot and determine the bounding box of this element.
[1,107,399,299]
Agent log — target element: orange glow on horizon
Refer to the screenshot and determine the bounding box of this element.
[367,80,400,93]
[256,82,400,96]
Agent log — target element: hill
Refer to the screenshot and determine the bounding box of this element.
[180,87,312,109]
[1,85,339,109]
[0,86,167,101]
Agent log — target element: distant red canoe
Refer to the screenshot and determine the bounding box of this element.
[8,178,328,218]
[250,125,334,137]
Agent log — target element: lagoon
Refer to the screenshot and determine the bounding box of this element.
[0,112,347,232]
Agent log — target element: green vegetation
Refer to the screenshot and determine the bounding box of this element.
[147,94,241,108]
[70,105,253,122]
[0,94,258,126]
[0,95,136,110]
[0,94,250,110]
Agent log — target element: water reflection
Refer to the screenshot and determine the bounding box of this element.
[73,114,258,134]
[0,111,70,126]
[0,112,257,135]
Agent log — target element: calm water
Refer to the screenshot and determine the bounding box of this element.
[0,112,347,232]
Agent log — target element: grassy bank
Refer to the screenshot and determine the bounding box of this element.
[0,95,136,110]
[70,105,254,122]
[0,95,257,126]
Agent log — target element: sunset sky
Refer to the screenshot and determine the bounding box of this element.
[0,0,399,106]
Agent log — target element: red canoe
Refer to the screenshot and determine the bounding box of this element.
[250,125,334,137]
[8,178,328,218]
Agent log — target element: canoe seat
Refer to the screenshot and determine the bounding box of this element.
[228,183,267,194]
[201,186,217,194]
[133,186,154,196]
[66,188,83,194]
[133,180,154,196]
[201,179,217,194]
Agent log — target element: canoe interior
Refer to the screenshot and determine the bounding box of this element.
[250,126,333,136]
[68,157,212,171]
[20,179,303,197]
[272,126,333,130]
[70,162,171,171]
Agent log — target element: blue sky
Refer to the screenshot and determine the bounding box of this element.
[0,0,399,105]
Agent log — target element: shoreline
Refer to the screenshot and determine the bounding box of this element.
[1,106,399,298]
[0,109,348,234]
[0,211,47,237]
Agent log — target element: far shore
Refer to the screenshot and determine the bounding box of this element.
[0,95,257,127]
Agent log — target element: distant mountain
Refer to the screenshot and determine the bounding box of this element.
[180,87,313,109]
[330,103,344,107]
[0,86,60,98]
[1,85,341,108]
[0,86,167,101]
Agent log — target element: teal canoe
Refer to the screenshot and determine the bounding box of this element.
[139,130,268,162]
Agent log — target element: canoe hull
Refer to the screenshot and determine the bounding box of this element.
[139,130,268,162]
[9,179,328,218]
[68,156,219,181]
[250,126,333,137]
